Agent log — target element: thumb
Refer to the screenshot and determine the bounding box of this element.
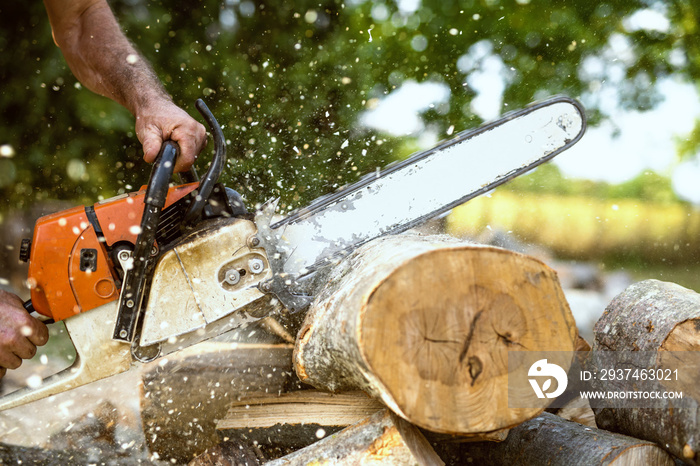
[141,132,163,164]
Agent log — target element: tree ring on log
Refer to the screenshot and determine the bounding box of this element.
[359,246,576,434]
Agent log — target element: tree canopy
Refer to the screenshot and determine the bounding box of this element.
[1,0,698,212]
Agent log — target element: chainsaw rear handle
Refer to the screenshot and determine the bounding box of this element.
[21,100,222,343]
[182,98,227,227]
[20,141,180,335]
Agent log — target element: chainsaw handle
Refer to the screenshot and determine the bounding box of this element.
[145,140,179,208]
[182,99,227,227]
[112,140,178,342]
[23,299,33,313]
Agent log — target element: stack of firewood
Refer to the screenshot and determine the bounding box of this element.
[140,234,699,465]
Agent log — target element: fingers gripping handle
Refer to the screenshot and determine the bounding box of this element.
[145,141,179,208]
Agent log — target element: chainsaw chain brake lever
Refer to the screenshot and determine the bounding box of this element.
[181,98,227,228]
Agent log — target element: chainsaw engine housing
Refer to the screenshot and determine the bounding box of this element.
[24,183,198,322]
[139,216,271,347]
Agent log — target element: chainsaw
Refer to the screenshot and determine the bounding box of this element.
[0,96,586,410]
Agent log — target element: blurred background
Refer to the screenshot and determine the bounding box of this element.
[1,0,700,324]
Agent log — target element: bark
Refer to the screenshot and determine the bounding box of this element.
[294,234,578,435]
[435,412,674,466]
[264,409,444,466]
[590,279,700,465]
[140,342,297,464]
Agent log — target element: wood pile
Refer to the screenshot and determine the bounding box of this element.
[588,279,700,465]
[138,235,697,465]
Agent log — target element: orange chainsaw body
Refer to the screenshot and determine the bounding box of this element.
[27,183,198,322]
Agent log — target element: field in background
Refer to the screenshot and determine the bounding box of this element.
[447,190,700,291]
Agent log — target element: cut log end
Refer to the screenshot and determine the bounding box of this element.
[360,247,576,433]
[295,236,578,435]
[661,318,700,351]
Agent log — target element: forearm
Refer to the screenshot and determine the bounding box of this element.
[46,0,170,116]
[43,0,207,171]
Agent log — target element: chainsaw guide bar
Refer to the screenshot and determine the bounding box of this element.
[256,96,586,310]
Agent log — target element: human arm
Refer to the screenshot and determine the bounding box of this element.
[42,0,206,172]
[0,291,49,379]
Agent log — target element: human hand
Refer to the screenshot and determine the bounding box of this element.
[135,99,208,173]
[0,291,49,379]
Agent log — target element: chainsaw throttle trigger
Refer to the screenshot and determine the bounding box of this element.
[112,140,179,343]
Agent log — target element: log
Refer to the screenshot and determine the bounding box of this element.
[47,400,119,455]
[217,390,384,452]
[294,234,578,435]
[0,444,162,466]
[434,411,674,466]
[590,279,700,464]
[264,409,444,466]
[140,342,297,464]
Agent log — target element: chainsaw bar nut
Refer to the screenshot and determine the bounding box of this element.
[224,269,241,285]
[248,258,265,274]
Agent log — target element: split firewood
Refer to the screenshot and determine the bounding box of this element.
[265,409,444,466]
[294,234,578,435]
[140,342,296,464]
[590,279,700,464]
[434,411,674,465]
[216,390,384,452]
